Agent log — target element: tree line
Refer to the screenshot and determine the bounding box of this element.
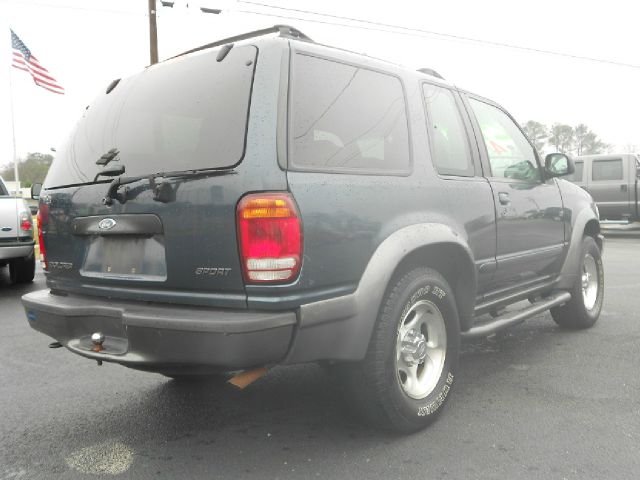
[0,152,53,187]
[522,121,610,157]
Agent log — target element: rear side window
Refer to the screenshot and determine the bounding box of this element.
[422,84,473,176]
[567,161,584,182]
[0,181,8,196]
[592,159,623,181]
[290,54,410,174]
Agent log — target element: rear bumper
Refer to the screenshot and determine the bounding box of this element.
[0,243,34,260]
[22,289,296,371]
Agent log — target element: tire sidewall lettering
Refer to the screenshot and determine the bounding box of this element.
[417,372,454,417]
[394,281,458,419]
[399,284,447,322]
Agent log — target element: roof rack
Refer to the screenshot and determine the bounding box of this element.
[417,68,444,80]
[169,25,313,61]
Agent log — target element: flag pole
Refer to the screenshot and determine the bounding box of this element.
[8,57,20,192]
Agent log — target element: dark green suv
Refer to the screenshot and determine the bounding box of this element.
[23,26,604,432]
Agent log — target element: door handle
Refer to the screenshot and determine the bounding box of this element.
[498,192,510,205]
[621,184,628,192]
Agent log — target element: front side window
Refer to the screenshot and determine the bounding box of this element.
[291,54,410,173]
[469,99,540,182]
[592,159,623,181]
[423,84,473,176]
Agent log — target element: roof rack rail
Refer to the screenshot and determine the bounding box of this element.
[168,25,313,61]
[275,25,313,42]
[417,68,444,80]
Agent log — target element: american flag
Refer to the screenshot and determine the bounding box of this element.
[11,29,64,95]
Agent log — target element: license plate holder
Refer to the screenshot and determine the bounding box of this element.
[80,235,167,281]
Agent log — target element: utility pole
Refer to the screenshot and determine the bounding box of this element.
[148,1,222,65]
[8,60,20,192]
[148,0,159,64]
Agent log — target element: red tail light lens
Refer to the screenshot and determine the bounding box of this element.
[237,193,302,283]
[37,205,48,270]
[19,211,33,231]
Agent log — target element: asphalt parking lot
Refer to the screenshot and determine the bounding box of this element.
[1,237,639,480]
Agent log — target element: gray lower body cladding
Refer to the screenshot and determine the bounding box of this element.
[22,289,296,371]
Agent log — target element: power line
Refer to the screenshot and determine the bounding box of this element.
[238,1,640,70]
[0,0,144,16]
[236,9,429,40]
[4,0,639,69]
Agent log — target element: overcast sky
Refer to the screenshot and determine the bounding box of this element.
[1,0,639,169]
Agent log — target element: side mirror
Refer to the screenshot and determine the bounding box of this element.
[31,183,42,200]
[545,153,575,177]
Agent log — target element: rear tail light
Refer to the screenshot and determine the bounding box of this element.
[237,193,302,283]
[19,211,33,231]
[37,205,48,270]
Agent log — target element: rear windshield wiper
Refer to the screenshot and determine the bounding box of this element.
[102,168,236,205]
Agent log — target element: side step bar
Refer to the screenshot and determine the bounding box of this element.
[462,291,571,339]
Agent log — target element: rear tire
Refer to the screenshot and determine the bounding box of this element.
[551,236,603,329]
[338,267,460,433]
[9,254,36,284]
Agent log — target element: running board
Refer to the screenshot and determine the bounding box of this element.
[462,291,571,339]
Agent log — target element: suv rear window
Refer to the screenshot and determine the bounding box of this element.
[45,45,257,188]
[290,54,410,174]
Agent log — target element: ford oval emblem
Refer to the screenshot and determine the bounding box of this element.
[98,218,117,230]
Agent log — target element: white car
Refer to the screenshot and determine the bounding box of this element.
[0,176,35,283]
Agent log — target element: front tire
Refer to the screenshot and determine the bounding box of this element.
[551,236,604,329]
[339,268,460,433]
